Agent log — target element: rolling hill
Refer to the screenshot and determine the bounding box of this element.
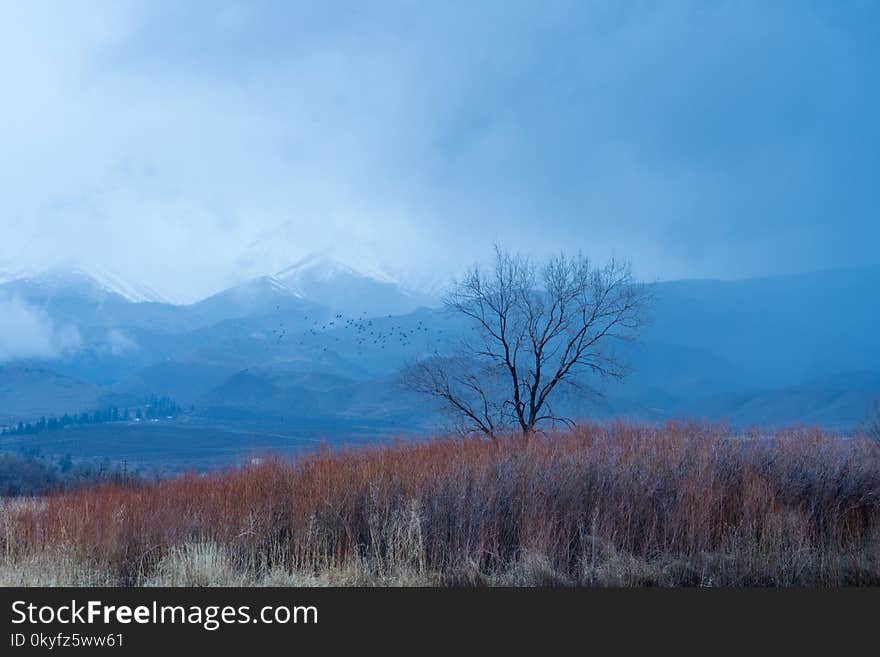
[1,262,877,459]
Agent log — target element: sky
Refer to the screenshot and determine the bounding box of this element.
[1,0,878,302]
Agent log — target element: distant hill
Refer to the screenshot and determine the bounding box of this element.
[0,264,876,438]
[0,365,103,426]
[645,267,880,387]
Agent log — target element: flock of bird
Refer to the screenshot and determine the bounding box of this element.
[264,308,443,359]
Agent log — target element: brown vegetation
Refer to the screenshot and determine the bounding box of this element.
[3,422,880,586]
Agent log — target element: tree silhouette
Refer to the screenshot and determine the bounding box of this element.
[405,247,650,438]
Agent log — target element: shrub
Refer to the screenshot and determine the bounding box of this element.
[3,422,880,586]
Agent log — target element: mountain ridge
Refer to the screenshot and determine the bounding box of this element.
[1,264,876,438]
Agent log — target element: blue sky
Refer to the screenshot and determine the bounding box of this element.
[1,1,878,300]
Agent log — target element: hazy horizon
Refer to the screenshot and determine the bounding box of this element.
[3,251,880,308]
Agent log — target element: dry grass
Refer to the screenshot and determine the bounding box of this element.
[3,422,880,586]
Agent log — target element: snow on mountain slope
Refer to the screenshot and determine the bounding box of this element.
[274,253,439,316]
[0,264,168,304]
[83,265,169,303]
[276,252,399,287]
[193,275,304,307]
[185,274,330,328]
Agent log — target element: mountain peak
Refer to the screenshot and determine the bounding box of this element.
[220,275,303,300]
[1,263,169,304]
[271,252,437,316]
[275,252,399,287]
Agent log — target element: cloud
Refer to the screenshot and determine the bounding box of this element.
[0,296,82,362]
[0,1,877,300]
[105,328,138,356]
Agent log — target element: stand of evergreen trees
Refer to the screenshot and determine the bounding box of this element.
[1,394,182,437]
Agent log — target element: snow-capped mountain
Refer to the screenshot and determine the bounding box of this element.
[0,264,168,304]
[0,252,438,321]
[235,221,448,297]
[187,275,328,327]
[276,252,400,287]
[81,265,169,304]
[274,253,439,316]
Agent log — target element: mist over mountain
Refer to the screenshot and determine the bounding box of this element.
[274,253,438,317]
[1,264,169,304]
[1,257,877,467]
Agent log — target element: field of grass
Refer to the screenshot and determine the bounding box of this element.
[3,422,880,586]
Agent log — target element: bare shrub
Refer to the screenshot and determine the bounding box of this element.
[146,542,243,587]
[4,424,880,586]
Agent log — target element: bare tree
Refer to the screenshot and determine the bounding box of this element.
[404,247,650,438]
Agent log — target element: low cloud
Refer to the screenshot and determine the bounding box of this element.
[0,296,81,362]
[106,328,138,356]
[1,2,878,298]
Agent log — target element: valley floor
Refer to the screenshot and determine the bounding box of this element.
[3,422,880,586]
[0,415,421,475]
